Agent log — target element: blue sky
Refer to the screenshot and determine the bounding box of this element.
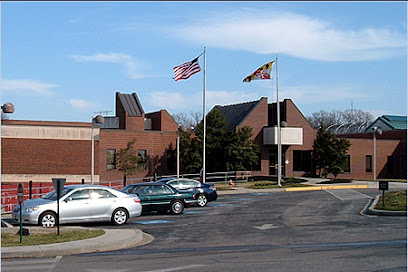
[1,2,407,122]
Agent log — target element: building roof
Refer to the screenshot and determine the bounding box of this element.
[116,92,144,116]
[366,115,407,131]
[214,98,264,132]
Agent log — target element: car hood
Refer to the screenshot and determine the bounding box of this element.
[21,198,55,208]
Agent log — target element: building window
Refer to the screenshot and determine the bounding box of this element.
[344,155,351,173]
[365,155,372,173]
[138,150,147,169]
[387,156,393,174]
[106,149,116,170]
[293,150,311,172]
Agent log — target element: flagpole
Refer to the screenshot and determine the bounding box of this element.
[276,56,282,186]
[202,47,207,183]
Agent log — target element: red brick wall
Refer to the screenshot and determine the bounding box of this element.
[237,98,268,176]
[98,130,177,181]
[145,110,178,132]
[284,99,316,177]
[126,115,145,131]
[1,138,98,175]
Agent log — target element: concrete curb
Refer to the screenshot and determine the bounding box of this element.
[218,184,369,194]
[366,195,407,217]
[1,228,147,259]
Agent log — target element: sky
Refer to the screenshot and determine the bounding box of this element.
[1,2,407,123]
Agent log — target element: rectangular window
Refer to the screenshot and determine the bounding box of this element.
[344,155,351,173]
[387,156,393,174]
[138,150,147,169]
[365,155,372,173]
[293,150,312,172]
[106,149,116,170]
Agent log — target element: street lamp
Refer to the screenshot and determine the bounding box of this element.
[91,115,104,185]
[372,126,382,181]
[177,125,187,178]
[1,102,15,114]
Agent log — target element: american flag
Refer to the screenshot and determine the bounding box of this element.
[173,57,201,81]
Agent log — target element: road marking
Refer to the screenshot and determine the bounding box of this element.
[184,211,206,215]
[135,220,174,225]
[325,189,372,201]
[254,224,278,230]
[47,256,62,272]
[141,264,205,272]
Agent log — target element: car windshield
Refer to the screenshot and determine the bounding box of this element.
[120,185,135,194]
[42,188,73,200]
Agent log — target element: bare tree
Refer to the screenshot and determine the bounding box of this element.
[171,111,202,128]
[307,109,373,134]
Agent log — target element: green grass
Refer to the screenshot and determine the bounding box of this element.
[216,178,311,190]
[375,190,407,211]
[1,229,105,247]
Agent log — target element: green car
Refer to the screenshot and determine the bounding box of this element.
[120,183,198,215]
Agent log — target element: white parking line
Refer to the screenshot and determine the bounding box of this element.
[325,189,372,201]
[141,264,205,272]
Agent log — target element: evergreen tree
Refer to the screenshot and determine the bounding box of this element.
[313,123,350,178]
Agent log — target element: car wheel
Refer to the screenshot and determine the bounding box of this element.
[39,211,57,228]
[112,208,128,226]
[197,194,208,207]
[170,200,184,215]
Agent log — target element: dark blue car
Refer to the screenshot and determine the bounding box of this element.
[155,178,217,207]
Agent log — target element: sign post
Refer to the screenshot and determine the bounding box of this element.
[52,178,66,235]
[379,181,389,208]
[17,183,24,243]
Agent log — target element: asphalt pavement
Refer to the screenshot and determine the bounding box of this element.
[1,178,406,259]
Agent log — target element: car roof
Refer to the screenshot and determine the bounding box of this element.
[64,184,114,189]
[127,182,165,186]
[156,178,199,183]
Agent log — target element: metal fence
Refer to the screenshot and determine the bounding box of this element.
[1,171,251,215]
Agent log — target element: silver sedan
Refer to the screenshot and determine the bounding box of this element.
[12,185,142,227]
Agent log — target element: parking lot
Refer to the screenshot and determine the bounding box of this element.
[3,188,406,271]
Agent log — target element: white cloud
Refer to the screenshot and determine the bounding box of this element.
[71,53,150,79]
[145,92,187,110]
[206,90,260,107]
[69,98,97,111]
[170,9,406,61]
[280,85,367,104]
[1,79,58,95]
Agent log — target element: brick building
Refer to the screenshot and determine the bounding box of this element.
[1,92,178,183]
[214,98,406,180]
[1,93,406,183]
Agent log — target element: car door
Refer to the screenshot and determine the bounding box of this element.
[89,188,117,220]
[60,189,91,223]
[133,185,152,213]
[149,185,174,211]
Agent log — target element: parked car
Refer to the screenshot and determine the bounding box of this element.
[12,185,142,228]
[120,183,197,215]
[155,178,217,207]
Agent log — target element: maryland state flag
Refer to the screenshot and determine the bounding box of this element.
[243,61,274,82]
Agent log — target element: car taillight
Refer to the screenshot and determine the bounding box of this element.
[133,198,140,203]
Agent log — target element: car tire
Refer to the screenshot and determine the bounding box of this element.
[197,194,208,207]
[112,208,128,226]
[39,211,57,228]
[170,200,184,215]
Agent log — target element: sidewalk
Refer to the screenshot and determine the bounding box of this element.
[2,178,405,259]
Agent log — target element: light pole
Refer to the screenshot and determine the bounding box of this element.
[91,115,104,185]
[372,126,382,181]
[1,102,15,114]
[177,125,187,178]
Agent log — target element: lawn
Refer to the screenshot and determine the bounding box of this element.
[1,229,105,247]
[375,190,407,211]
[217,178,311,190]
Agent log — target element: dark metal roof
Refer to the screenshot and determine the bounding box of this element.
[117,92,144,116]
[214,99,263,132]
[382,115,407,130]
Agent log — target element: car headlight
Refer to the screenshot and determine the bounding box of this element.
[24,207,39,212]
